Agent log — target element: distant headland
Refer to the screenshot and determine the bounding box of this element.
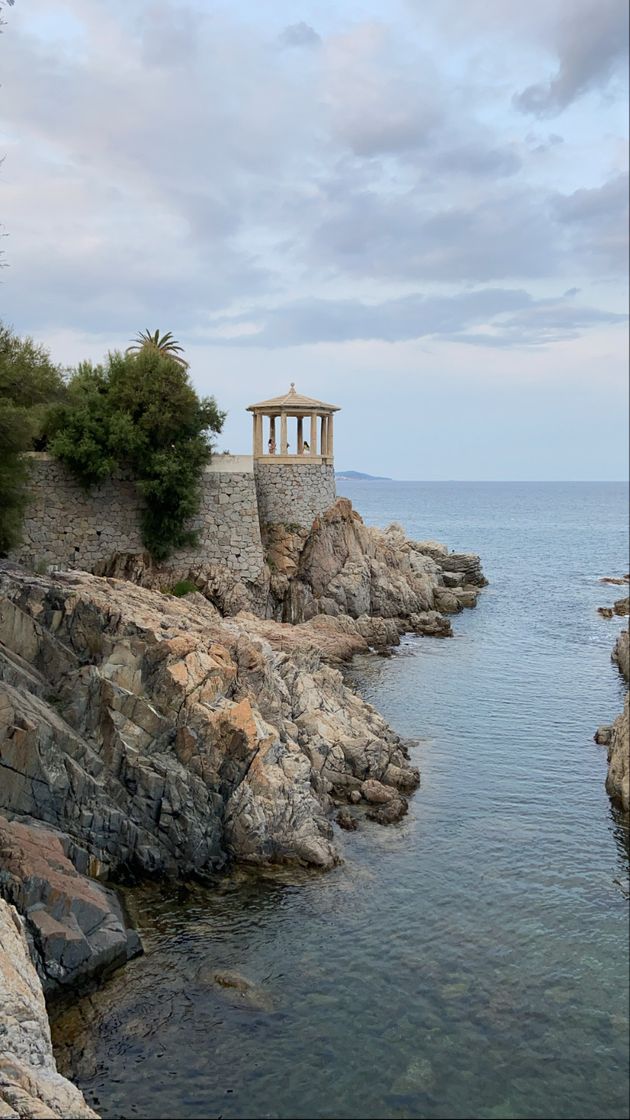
[335,470,392,480]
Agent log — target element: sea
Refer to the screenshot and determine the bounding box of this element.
[51,481,630,1120]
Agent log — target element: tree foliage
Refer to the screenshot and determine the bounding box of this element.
[0,323,65,553]
[47,346,225,561]
[126,328,188,367]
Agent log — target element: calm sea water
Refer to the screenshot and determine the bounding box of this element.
[52,482,630,1120]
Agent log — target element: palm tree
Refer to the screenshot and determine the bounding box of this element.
[126,329,188,368]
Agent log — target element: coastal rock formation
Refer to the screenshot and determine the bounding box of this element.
[0,815,139,993]
[263,500,485,635]
[612,629,629,682]
[95,500,484,651]
[600,629,629,813]
[0,562,421,882]
[605,694,629,813]
[0,899,97,1118]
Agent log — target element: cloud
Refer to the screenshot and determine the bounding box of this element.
[203,289,627,348]
[552,173,629,274]
[0,0,626,358]
[279,22,321,49]
[513,0,629,116]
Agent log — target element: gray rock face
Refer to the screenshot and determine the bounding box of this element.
[599,630,628,813]
[0,815,139,993]
[612,629,629,682]
[263,499,484,636]
[605,695,629,813]
[0,563,420,878]
[0,899,97,1118]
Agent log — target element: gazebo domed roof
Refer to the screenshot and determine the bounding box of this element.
[247,383,340,413]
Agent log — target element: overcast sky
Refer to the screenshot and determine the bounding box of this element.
[1,0,628,479]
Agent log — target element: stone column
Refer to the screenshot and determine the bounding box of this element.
[269,415,276,454]
[310,413,318,455]
[280,413,288,455]
[327,413,334,459]
[297,416,304,454]
[253,413,263,457]
[320,415,327,457]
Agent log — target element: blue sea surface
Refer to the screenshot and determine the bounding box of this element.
[53,482,630,1120]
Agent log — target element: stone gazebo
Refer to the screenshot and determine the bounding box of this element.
[247,383,339,463]
[248,384,340,528]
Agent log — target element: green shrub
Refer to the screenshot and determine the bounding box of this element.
[0,324,65,553]
[169,579,198,597]
[46,345,225,562]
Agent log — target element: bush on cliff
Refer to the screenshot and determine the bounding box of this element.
[0,324,65,553]
[46,347,225,562]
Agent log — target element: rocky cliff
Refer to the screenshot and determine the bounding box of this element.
[596,629,629,813]
[0,899,96,1118]
[607,630,629,813]
[0,499,485,1116]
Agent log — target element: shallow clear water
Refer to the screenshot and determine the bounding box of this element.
[52,482,630,1120]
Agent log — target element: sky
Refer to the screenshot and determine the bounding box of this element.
[0,0,628,480]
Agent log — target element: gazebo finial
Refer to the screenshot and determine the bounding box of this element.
[289,382,296,393]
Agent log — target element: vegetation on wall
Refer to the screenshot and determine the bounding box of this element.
[46,343,225,562]
[0,323,65,553]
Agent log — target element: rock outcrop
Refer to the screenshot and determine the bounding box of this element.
[605,695,629,813]
[0,899,97,1118]
[598,628,629,814]
[0,815,139,993]
[0,497,485,1117]
[97,499,485,647]
[263,500,485,639]
[612,629,629,683]
[0,562,421,882]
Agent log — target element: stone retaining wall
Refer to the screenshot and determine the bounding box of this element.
[254,461,336,528]
[11,455,266,585]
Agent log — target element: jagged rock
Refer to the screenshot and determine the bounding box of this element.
[0,563,420,876]
[605,695,629,813]
[361,779,397,804]
[264,499,485,629]
[452,586,479,609]
[366,797,408,824]
[600,575,630,585]
[599,631,628,813]
[0,816,140,993]
[336,808,359,831]
[442,571,464,588]
[409,611,452,637]
[433,588,462,614]
[0,900,97,1118]
[598,607,614,619]
[612,630,629,682]
[613,596,629,617]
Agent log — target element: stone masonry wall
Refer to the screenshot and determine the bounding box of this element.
[254,461,336,529]
[11,455,266,585]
